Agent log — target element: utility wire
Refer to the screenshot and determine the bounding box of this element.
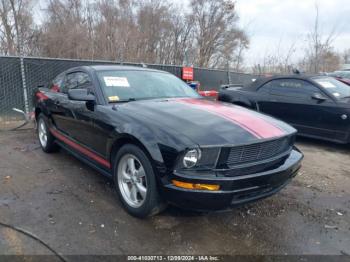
[0,221,68,262]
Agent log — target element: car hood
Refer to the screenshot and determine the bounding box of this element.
[111,98,296,146]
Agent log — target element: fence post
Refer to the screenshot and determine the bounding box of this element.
[14,16,30,115]
[20,57,29,114]
[227,70,231,85]
[226,60,231,85]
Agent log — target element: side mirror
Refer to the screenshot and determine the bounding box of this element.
[37,83,47,89]
[68,89,95,102]
[311,93,327,102]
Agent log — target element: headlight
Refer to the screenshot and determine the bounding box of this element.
[183,149,201,168]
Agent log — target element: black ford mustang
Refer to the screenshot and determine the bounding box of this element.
[219,75,350,144]
[34,65,303,217]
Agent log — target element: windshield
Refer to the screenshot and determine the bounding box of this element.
[97,70,200,102]
[329,71,350,79]
[313,77,350,99]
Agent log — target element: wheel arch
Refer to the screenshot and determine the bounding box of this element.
[232,100,255,109]
[35,107,42,120]
[35,105,50,120]
[109,134,164,175]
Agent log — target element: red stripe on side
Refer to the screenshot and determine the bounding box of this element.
[177,98,285,139]
[50,128,111,169]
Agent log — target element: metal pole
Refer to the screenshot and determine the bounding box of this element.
[227,60,231,85]
[20,56,29,114]
[17,24,29,114]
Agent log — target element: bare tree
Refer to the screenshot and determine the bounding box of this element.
[341,49,350,64]
[135,0,173,63]
[189,0,248,68]
[1,0,249,69]
[251,38,297,75]
[0,0,36,55]
[302,2,340,73]
[38,0,98,59]
[233,36,248,72]
[0,0,16,55]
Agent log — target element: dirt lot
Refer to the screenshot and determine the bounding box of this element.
[0,129,349,257]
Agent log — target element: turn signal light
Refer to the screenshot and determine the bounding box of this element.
[172,180,220,191]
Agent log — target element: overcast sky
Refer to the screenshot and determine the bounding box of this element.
[234,0,350,66]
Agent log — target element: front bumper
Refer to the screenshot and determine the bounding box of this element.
[161,149,303,211]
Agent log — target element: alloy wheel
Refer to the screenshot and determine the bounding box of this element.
[38,118,48,148]
[117,154,148,208]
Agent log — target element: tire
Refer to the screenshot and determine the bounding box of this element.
[113,144,166,218]
[37,114,59,153]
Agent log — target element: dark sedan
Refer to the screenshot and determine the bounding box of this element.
[219,75,350,144]
[328,71,350,86]
[34,65,302,217]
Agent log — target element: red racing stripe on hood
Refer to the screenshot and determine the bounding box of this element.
[176,98,285,139]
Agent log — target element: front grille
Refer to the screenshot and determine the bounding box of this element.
[226,136,292,167]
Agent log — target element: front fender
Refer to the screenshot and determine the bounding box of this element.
[115,123,164,163]
[232,96,256,109]
[107,121,197,170]
[219,90,255,109]
[35,102,50,120]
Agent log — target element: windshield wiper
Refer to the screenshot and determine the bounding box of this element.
[109,98,137,103]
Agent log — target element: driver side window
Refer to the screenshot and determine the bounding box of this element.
[64,72,92,94]
[261,79,323,100]
[50,73,65,92]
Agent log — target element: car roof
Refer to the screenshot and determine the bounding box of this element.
[246,74,326,90]
[66,65,168,74]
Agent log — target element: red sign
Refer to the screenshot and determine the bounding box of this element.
[182,67,194,81]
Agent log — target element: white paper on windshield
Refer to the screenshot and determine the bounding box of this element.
[333,92,340,97]
[104,77,130,87]
[318,81,336,89]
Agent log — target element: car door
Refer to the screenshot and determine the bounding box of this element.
[311,77,350,142]
[257,78,340,140]
[59,71,101,151]
[47,73,72,134]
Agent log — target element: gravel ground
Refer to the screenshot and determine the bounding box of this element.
[0,129,349,257]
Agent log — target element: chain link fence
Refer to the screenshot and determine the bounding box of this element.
[0,56,256,130]
[0,57,27,130]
